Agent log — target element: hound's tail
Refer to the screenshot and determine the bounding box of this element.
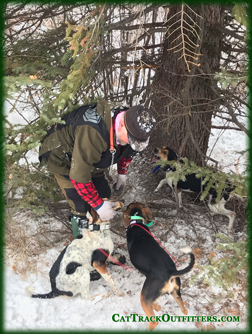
[171,247,196,277]
[25,286,72,299]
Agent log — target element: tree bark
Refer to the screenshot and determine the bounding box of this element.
[150,4,225,165]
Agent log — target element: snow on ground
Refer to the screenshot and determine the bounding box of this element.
[207,117,248,174]
[4,211,248,331]
[4,154,248,332]
[4,222,248,332]
[4,102,248,331]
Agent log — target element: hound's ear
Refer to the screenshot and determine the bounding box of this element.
[141,206,152,223]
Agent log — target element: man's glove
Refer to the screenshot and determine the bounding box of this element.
[113,174,127,196]
[95,201,117,221]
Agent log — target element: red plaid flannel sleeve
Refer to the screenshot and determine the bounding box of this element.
[117,156,132,175]
[70,178,103,209]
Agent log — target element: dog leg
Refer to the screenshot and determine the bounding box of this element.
[170,289,188,315]
[208,198,236,233]
[227,212,236,232]
[140,278,164,331]
[140,292,159,332]
[70,267,100,301]
[154,179,167,192]
[80,276,95,300]
[153,302,161,312]
[167,178,181,214]
[172,184,181,216]
[93,261,124,297]
[207,195,219,233]
[177,190,183,208]
[79,271,111,301]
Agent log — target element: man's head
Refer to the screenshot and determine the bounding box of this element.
[116,105,156,151]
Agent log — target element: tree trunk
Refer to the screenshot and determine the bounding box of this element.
[150,4,225,166]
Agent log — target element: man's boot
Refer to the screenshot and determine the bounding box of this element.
[70,215,89,239]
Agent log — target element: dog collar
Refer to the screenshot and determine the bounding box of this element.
[130,216,153,227]
[163,165,171,172]
[88,223,110,231]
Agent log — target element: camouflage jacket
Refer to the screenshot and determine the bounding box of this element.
[39,101,136,183]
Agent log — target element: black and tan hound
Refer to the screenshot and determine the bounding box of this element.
[123,202,195,331]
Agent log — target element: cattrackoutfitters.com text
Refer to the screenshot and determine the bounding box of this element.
[112,314,240,323]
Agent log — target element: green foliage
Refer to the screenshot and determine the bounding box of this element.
[232,4,249,39]
[155,158,247,201]
[189,233,248,298]
[5,24,70,80]
[4,105,65,165]
[53,11,104,112]
[5,164,64,215]
[4,76,52,100]
[214,66,248,90]
[4,5,106,214]
[4,24,72,165]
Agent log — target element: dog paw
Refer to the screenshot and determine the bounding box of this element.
[182,308,188,315]
[154,188,159,192]
[149,321,159,332]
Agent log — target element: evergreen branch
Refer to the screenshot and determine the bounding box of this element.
[190,233,248,297]
[155,158,247,200]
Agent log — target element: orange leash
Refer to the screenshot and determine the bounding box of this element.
[110,117,115,152]
[109,117,116,172]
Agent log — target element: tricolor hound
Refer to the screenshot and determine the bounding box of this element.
[152,146,236,233]
[123,202,195,331]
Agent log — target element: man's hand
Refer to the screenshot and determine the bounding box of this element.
[95,201,117,221]
[113,174,127,196]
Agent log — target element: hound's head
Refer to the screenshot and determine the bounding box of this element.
[152,146,178,163]
[123,202,152,228]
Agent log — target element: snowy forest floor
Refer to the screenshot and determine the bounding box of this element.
[4,153,248,331]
